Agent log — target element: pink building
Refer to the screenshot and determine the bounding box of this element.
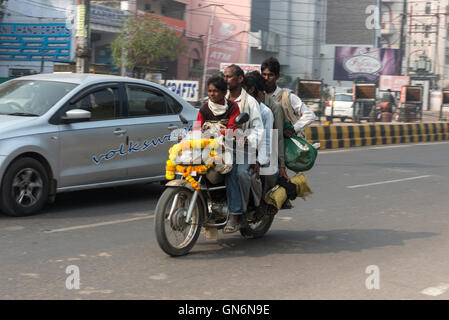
[185,0,251,76]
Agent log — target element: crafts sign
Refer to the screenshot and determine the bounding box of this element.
[334,47,399,82]
[165,80,199,102]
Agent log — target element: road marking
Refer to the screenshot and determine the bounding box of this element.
[319,141,449,154]
[421,284,449,297]
[43,214,154,234]
[347,175,432,189]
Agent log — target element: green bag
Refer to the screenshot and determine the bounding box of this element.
[284,122,317,172]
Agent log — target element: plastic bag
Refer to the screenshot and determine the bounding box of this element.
[284,122,317,172]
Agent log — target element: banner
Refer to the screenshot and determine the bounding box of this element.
[165,80,199,102]
[379,75,410,92]
[334,47,399,82]
[219,63,260,74]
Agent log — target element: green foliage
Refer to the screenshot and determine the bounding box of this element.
[111,15,183,73]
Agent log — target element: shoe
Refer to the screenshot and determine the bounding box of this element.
[223,218,241,233]
[281,199,294,210]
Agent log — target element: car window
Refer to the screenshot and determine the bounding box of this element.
[126,85,169,117]
[335,94,352,102]
[166,94,183,114]
[73,87,119,121]
[0,80,77,116]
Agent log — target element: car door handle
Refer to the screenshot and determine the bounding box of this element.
[167,125,178,130]
[113,128,127,135]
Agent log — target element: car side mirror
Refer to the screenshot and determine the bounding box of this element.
[61,109,91,123]
[234,112,249,125]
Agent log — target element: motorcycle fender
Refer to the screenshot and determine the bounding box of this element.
[166,179,195,191]
[165,180,208,222]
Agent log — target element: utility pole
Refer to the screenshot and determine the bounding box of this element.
[399,0,407,75]
[76,0,90,73]
[201,4,224,99]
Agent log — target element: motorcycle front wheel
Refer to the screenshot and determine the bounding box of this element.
[240,214,274,239]
[155,187,203,256]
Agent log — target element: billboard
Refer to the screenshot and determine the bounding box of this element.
[334,47,399,82]
[0,23,71,62]
[188,0,251,77]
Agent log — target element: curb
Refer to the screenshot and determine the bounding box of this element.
[305,122,449,150]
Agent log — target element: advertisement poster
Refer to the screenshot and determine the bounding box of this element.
[334,47,399,82]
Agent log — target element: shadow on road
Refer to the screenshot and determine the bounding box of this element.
[0,183,166,221]
[182,228,438,259]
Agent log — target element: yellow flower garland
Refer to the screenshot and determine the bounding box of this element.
[166,139,219,190]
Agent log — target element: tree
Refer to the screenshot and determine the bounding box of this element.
[111,15,183,75]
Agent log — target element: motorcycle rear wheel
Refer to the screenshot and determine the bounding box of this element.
[240,213,274,239]
[155,187,203,256]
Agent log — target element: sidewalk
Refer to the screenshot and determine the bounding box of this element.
[311,111,447,127]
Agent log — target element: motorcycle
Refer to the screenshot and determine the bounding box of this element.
[155,113,276,256]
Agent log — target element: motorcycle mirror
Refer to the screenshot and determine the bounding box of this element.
[179,114,188,124]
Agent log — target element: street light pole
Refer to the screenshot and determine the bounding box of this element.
[76,0,90,73]
[201,4,224,99]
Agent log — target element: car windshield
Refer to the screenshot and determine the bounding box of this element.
[0,80,78,116]
[335,94,352,102]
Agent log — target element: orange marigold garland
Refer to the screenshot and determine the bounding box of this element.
[165,139,219,190]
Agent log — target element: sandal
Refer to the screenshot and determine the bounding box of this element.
[224,219,241,233]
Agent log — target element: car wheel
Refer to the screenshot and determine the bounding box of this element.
[0,157,49,217]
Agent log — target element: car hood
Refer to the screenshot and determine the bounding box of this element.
[0,114,38,133]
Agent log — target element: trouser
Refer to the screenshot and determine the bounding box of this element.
[261,173,278,200]
[225,162,250,215]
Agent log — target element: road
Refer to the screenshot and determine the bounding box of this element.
[1,141,449,300]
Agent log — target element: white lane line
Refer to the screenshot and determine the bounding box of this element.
[319,141,449,154]
[347,175,432,189]
[43,214,154,234]
[421,284,449,297]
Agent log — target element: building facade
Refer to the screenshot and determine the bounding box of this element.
[0,0,205,82]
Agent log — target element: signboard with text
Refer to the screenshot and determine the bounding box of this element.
[0,23,71,62]
[165,80,199,102]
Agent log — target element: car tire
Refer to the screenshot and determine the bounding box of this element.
[0,157,49,217]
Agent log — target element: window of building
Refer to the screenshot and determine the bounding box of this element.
[425,25,430,38]
[425,2,431,14]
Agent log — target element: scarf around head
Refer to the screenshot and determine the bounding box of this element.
[208,98,228,117]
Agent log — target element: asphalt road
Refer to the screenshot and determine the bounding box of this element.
[2,141,449,300]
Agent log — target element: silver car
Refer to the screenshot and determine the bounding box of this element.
[0,73,198,216]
